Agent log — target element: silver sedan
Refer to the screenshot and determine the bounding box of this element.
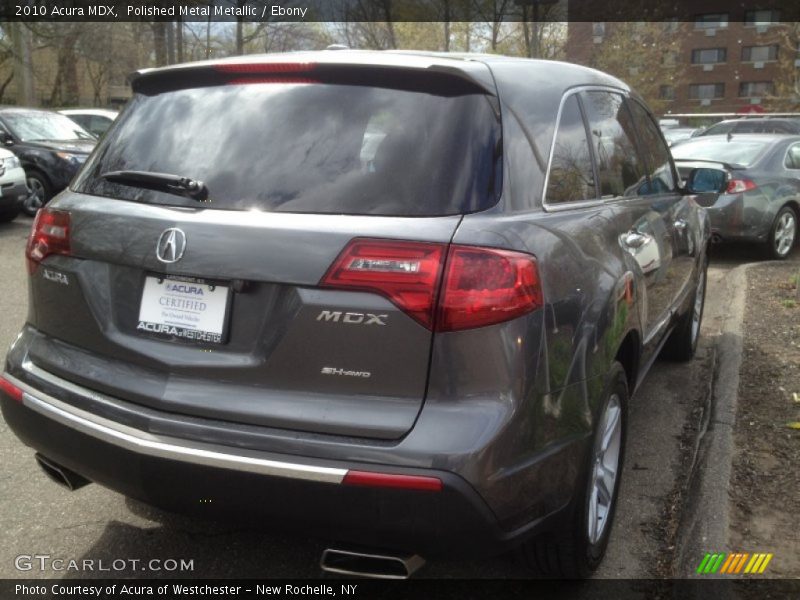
[673,134,800,259]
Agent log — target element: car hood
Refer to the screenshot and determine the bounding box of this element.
[23,139,95,154]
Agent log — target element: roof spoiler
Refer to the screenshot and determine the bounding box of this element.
[129,61,497,97]
[673,158,744,171]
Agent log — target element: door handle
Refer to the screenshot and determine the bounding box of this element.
[674,219,688,231]
[623,231,650,248]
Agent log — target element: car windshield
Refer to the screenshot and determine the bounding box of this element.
[671,138,768,167]
[3,112,95,142]
[75,82,502,216]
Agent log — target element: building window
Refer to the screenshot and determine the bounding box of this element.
[659,85,676,100]
[745,10,780,26]
[664,19,679,33]
[592,22,605,37]
[691,48,727,64]
[662,51,679,66]
[694,14,728,29]
[742,45,779,62]
[738,81,775,98]
[688,83,725,100]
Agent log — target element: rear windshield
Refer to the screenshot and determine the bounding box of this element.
[671,138,767,167]
[74,82,502,216]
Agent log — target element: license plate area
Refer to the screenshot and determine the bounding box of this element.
[137,274,231,345]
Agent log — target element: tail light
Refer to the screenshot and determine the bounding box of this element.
[343,470,442,492]
[321,240,445,329]
[215,62,316,74]
[0,375,23,403]
[25,208,71,274]
[320,239,543,332]
[437,246,543,332]
[216,62,318,85]
[726,179,757,194]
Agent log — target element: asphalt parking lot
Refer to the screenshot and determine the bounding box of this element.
[0,214,795,580]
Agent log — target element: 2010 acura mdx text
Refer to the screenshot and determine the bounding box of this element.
[0,51,711,578]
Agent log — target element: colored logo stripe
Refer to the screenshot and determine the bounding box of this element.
[698,552,773,575]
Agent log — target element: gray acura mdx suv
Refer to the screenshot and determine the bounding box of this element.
[1,51,710,578]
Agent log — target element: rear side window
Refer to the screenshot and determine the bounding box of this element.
[75,82,502,217]
[626,100,676,194]
[735,121,775,133]
[580,91,646,197]
[786,144,800,169]
[671,139,768,167]
[702,121,735,136]
[545,95,596,204]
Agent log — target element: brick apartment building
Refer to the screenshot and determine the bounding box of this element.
[566,8,799,116]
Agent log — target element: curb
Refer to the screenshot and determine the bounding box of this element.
[675,263,750,580]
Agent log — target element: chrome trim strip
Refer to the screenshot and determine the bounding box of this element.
[2,370,347,484]
[541,84,628,213]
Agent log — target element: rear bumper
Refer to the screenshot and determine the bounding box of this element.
[705,193,773,242]
[0,367,569,556]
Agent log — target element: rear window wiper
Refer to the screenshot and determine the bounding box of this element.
[99,170,209,201]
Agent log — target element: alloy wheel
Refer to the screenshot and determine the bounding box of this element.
[25,177,45,213]
[587,394,622,545]
[774,211,796,257]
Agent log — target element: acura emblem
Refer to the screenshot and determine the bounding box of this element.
[156,228,187,264]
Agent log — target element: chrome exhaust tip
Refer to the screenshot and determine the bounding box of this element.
[320,548,425,579]
[35,454,90,491]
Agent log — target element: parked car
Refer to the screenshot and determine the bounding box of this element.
[59,109,119,138]
[672,135,800,259]
[662,127,698,147]
[0,108,96,216]
[0,147,27,222]
[0,53,711,579]
[692,118,800,138]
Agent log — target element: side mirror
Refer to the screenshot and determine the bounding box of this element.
[686,167,727,194]
[0,131,13,146]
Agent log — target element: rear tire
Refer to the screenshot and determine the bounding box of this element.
[661,255,707,362]
[520,362,628,578]
[23,171,51,217]
[766,206,797,260]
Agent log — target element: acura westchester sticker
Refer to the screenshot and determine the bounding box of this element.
[137,276,229,344]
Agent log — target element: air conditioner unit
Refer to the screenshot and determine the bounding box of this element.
[629,67,639,75]
[593,36,603,44]
[756,25,767,34]
[754,61,765,69]
[751,98,762,105]
[703,64,713,71]
[705,29,716,37]
[701,99,711,106]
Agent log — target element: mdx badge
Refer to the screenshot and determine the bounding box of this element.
[156,228,187,264]
[316,311,387,325]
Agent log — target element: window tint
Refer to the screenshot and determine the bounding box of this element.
[627,100,676,194]
[689,83,725,100]
[671,139,768,167]
[786,144,800,170]
[691,48,727,64]
[738,81,775,98]
[694,14,728,29]
[76,83,502,216]
[545,95,596,204]
[580,91,646,197]
[742,45,779,62]
[735,121,786,134]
